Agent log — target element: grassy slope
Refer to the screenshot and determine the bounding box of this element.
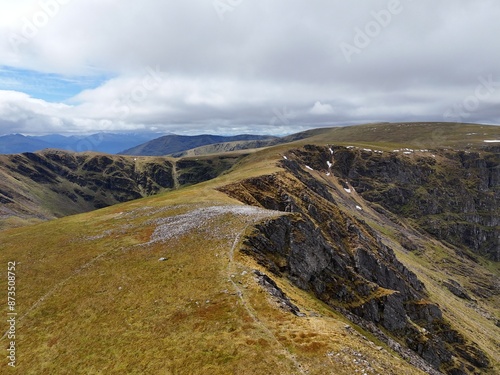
[0,144,429,374]
[0,185,423,374]
[171,140,275,157]
[0,152,177,228]
[0,122,498,374]
[173,122,500,158]
[305,122,500,150]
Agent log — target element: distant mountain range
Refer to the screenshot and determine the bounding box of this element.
[0,133,161,154]
[120,134,279,156]
[0,133,280,156]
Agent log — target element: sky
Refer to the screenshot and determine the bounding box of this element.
[0,0,499,136]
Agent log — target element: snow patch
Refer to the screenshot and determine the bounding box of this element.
[344,188,351,193]
[484,140,500,143]
[355,205,362,211]
[283,155,288,160]
[305,165,313,171]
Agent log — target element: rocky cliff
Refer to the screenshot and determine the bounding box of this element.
[219,147,496,374]
[0,149,244,228]
[294,145,499,261]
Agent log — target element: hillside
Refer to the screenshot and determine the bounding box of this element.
[170,139,278,157]
[169,129,332,157]
[0,149,246,229]
[120,134,278,156]
[0,122,498,374]
[305,122,500,149]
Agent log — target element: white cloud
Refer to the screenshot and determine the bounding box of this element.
[0,0,499,135]
[310,101,334,115]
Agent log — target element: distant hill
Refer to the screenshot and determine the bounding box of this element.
[0,131,314,157]
[171,139,279,157]
[0,132,161,154]
[0,134,52,154]
[120,134,278,156]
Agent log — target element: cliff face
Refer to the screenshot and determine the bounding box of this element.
[328,146,499,261]
[218,148,495,374]
[0,150,243,227]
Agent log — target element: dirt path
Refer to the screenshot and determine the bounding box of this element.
[1,246,118,340]
[172,159,180,189]
[1,204,306,374]
[227,223,307,375]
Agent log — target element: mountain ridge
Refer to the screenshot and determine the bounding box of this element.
[0,122,498,374]
[120,134,279,156]
[0,149,247,229]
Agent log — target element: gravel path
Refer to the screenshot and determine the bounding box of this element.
[143,205,281,245]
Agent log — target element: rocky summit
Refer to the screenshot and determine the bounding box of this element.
[0,123,498,375]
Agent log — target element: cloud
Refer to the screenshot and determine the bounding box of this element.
[310,101,334,115]
[0,0,499,135]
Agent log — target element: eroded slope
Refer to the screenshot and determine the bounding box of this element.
[0,149,244,229]
[218,146,499,374]
[0,190,428,375]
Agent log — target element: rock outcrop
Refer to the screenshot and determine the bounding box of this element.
[219,150,492,374]
[0,149,243,227]
[325,145,499,261]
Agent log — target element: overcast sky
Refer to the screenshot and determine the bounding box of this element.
[1,0,499,135]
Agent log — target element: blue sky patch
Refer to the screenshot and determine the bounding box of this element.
[0,66,108,102]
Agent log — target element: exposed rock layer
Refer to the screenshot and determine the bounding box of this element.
[293,145,499,261]
[0,149,243,226]
[219,149,493,374]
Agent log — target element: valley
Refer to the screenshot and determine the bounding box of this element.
[0,150,245,229]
